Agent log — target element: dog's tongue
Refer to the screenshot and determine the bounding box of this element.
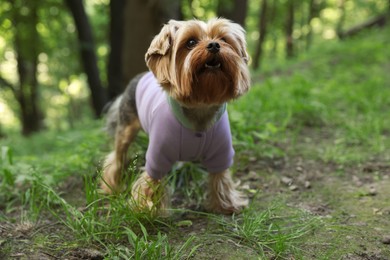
[205,58,221,69]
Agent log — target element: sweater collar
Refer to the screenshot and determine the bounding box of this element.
[167,95,226,131]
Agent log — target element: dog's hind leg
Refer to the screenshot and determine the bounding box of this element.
[101,74,143,194]
[101,119,141,194]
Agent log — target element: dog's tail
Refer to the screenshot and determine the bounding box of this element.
[104,95,123,137]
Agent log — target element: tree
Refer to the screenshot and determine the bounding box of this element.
[306,0,316,50]
[107,0,126,100]
[217,0,248,27]
[253,0,268,70]
[285,0,295,58]
[0,0,44,136]
[0,124,5,138]
[122,0,180,84]
[336,0,347,38]
[65,0,107,117]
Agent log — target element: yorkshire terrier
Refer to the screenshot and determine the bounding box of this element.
[101,18,250,215]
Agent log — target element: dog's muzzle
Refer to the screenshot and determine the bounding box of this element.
[207,42,220,54]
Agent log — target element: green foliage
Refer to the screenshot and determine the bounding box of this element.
[169,163,208,210]
[0,122,319,259]
[0,121,104,214]
[111,227,198,259]
[212,202,320,258]
[0,0,106,132]
[1,0,389,132]
[181,0,218,19]
[231,25,390,165]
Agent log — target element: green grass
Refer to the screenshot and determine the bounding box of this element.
[1,26,390,259]
[231,26,390,165]
[0,141,316,258]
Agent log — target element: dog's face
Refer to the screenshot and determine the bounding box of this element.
[145,18,250,107]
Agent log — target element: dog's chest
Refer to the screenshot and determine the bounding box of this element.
[136,72,233,176]
[177,128,214,162]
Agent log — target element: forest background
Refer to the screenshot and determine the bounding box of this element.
[1,0,390,259]
[0,0,388,135]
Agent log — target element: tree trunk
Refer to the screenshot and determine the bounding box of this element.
[253,0,268,70]
[107,0,126,99]
[306,0,318,50]
[269,0,278,58]
[338,14,388,39]
[122,0,180,83]
[12,0,44,136]
[285,0,295,58]
[65,0,107,117]
[0,124,5,138]
[217,0,248,28]
[336,0,347,39]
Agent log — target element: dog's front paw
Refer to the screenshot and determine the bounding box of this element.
[206,189,248,214]
[206,170,249,214]
[130,172,170,216]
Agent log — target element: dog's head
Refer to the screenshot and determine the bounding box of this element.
[145,18,250,107]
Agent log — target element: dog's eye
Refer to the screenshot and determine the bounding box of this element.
[186,39,198,49]
[221,37,227,42]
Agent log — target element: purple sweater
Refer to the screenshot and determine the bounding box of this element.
[136,72,235,179]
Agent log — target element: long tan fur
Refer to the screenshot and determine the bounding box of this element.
[206,170,248,214]
[101,18,250,215]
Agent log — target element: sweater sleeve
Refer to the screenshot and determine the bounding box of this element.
[144,104,180,180]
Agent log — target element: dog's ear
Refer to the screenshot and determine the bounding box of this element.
[230,22,250,64]
[145,20,182,87]
[218,20,250,95]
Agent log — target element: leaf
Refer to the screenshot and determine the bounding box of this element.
[176,220,193,227]
[124,227,138,247]
[1,146,13,165]
[3,168,15,186]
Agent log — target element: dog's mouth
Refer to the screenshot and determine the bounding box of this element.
[205,57,221,69]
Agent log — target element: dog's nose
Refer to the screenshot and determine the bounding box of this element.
[207,42,220,54]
